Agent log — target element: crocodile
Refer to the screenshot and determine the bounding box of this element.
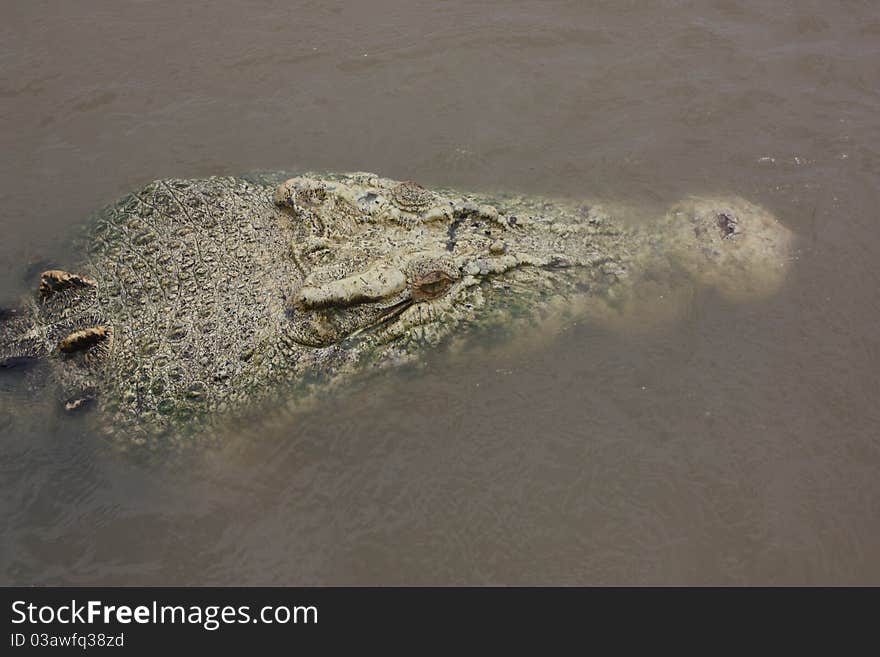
[0,171,794,445]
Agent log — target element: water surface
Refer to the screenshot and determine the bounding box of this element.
[1,0,879,584]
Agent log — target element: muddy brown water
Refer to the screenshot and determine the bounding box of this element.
[1,0,879,585]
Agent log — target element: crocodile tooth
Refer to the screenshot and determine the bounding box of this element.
[39,270,97,299]
[58,326,112,354]
[64,396,94,412]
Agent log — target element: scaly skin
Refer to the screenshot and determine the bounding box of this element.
[0,171,794,445]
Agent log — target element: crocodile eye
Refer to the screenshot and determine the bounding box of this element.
[412,271,454,301]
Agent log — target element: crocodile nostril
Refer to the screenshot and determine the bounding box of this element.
[717,212,739,239]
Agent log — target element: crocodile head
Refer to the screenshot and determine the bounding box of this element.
[275,174,794,368]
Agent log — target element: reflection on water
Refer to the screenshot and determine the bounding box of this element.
[1,0,879,584]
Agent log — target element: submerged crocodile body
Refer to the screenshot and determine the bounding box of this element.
[0,171,794,444]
